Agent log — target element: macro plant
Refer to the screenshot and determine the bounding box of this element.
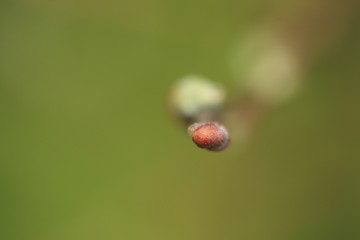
[168,75,231,151]
[167,28,304,152]
[167,15,352,151]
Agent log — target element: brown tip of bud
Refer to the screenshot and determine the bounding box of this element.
[188,122,230,151]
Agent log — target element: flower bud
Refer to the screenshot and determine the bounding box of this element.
[188,122,230,151]
[169,75,225,122]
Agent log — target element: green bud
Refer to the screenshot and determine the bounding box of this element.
[170,75,225,122]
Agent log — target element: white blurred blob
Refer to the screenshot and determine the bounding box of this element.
[170,75,225,121]
[230,28,301,104]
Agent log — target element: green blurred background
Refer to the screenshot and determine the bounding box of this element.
[0,0,359,239]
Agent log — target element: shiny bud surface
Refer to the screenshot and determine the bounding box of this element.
[188,122,229,151]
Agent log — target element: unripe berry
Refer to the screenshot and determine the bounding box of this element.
[188,122,230,151]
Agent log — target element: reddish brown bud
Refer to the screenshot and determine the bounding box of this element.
[188,122,230,151]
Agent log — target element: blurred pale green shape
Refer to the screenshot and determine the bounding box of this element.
[230,28,301,104]
[171,75,225,120]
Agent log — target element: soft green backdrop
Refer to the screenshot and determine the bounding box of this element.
[0,0,359,239]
